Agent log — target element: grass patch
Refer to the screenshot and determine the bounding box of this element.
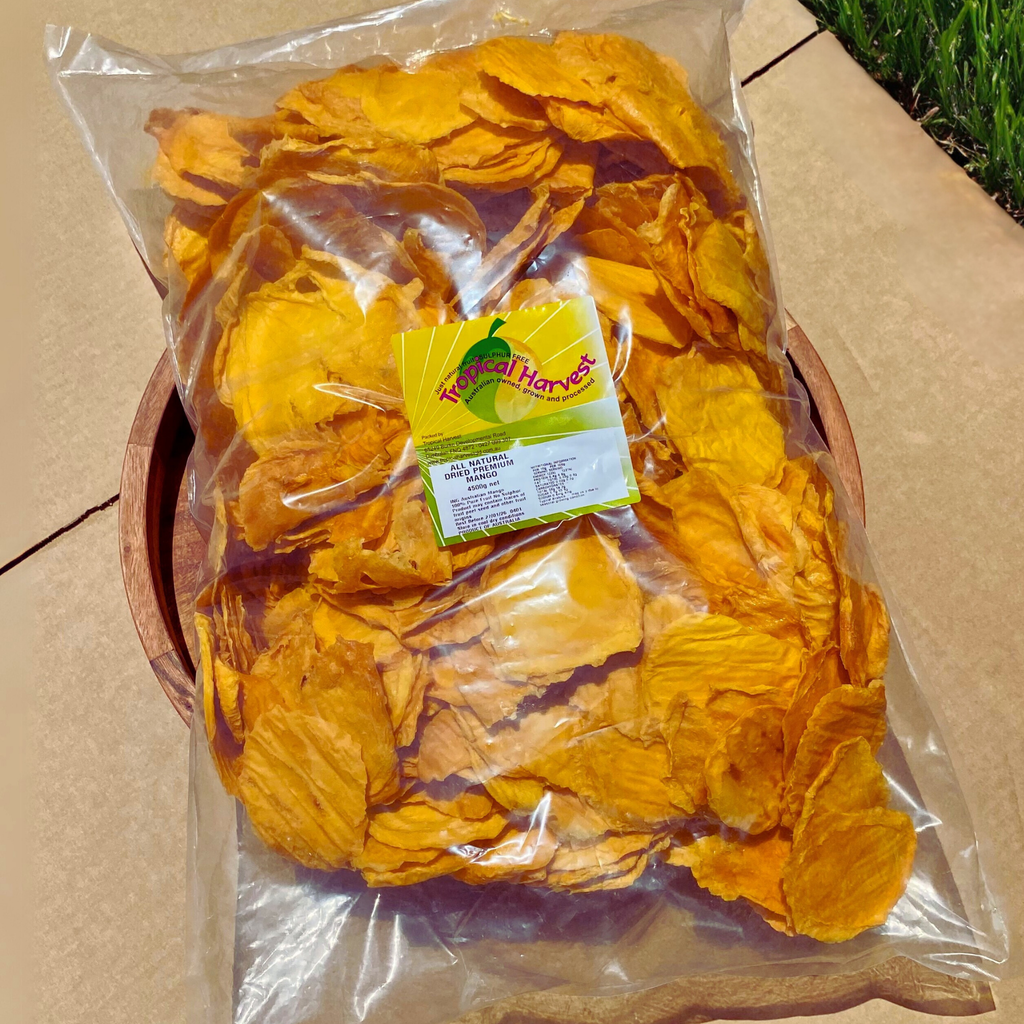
[803,0,1024,223]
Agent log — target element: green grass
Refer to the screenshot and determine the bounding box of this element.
[803,0,1024,223]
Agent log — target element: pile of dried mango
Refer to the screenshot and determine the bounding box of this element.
[154,32,917,942]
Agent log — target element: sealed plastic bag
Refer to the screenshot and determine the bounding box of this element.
[47,1,1009,1021]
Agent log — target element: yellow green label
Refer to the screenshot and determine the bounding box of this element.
[392,296,639,546]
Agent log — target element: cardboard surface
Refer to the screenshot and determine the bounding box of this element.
[14,506,189,1024]
[743,31,1023,1016]
[18,2,1023,1022]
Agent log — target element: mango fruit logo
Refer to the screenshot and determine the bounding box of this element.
[457,317,541,424]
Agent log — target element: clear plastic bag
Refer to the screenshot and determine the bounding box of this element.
[46,2,1010,1022]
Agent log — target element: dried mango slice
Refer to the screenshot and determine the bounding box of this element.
[432,124,563,191]
[145,108,276,196]
[541,141,599,198]
[542,97,641,144]
[728,484,809,595]
[221,254,422,451]
[783,807,916,941]
[428,644,540,727]
[666,689,789,814]
[242,617,318,730]
[197,611,246,796]
[469,701,585,781]
[303,593,423,745]
[797,736,889,834]
[309,477,453,593]
[309,598,404,666]
[542,832,655,891]
[368,795,507,851]
[623,409,681,488]
[457,186,584,315]
[359,846,467,886]
[581,175,674,234]
[781,647,849,774]
[152,148,229,206]
[338,582,467,639]
[301,640,401,806]
[704,705,786,834]
[424,48,548,131]
[401,596,488,650]
[690,218,770,345]
[273,490,392,555]
[655,349,786,488]
[825,519,891,685]
[782,681,887,827]
[235,408,411,550]
[213,658,246,744]
[573,225,646,266]
[258,135,440,184]
[575,256,693,347]
[780,460,841,648]
[792,555,841,653]
[562,845,660,892]
[632,179,724,342]
[481,525,643,683]
[528,727,683,829]
[416,707,481,784]
[423,789,499,821]
[480,774,545,815]
[477,34,737,207]
[359,65,476,143]
[657,469,802,642]
[642,612,804,719]
[619,337,678,434]
[668,829,792,925]
[275,66,377,137]
[196,612,218,746]
[210,581,260,673]
[385,651,432,748]
[566,663,652,741]
[238,705,368,871]
[532,790,623,843]
[353,836,445,873]
[163,205,212,288]
[643,614,800,811]
[840,577,891,686]
[453,824,559,884]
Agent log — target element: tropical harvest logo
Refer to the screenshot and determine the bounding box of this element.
[393,297,616,447]
[436,316,598,424]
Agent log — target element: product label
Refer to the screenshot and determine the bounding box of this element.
[392,296,639,546]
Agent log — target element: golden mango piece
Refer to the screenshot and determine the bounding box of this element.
[783,807,916,942]
[368,795,507,851]
[238,705,369,871]
[481,523,643,684]
[704,705,786,835]
[668,829,792,927]
[796,736,890,838]
[782,681,887,828]
[221,253,422,451]
[655,349,787,489]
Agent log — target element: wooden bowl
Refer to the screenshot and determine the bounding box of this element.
[119,312,864,724]
[117,314,993,1018]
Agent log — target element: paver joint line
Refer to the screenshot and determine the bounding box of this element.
[0,494,120,578]
[741,28,822,87]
